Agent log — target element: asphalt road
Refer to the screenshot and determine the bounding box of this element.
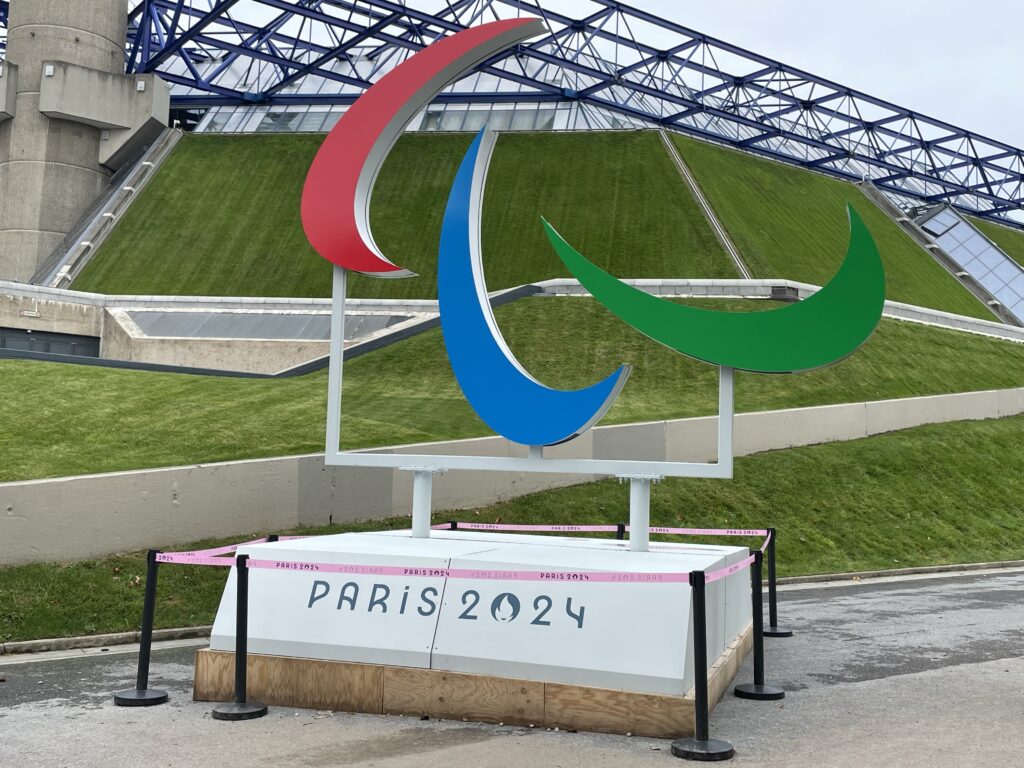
[2,568,1023,768]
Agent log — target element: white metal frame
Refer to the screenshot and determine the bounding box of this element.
[324,265,735,551]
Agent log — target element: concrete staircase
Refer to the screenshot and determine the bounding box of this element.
[31,127,183,289]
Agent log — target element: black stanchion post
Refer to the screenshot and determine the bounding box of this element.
[734,550,785,701]
[267,534,279,543]
[671,571,735,761]
[615,523,626,541]
[763,528,793,638]
[448,520,458,531]
[212,555,268,721]
[114,549,169,706]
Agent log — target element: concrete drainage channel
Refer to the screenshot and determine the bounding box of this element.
[0,284,539,377]
[4,278,1024,378]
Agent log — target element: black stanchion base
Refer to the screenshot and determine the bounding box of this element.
[734,683,785,701]
[212,701,268,721]
[763,626,794,638]
[113,688,169,707]
[670,737,735,761]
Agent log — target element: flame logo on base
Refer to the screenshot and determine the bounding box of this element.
[490,593,521,622]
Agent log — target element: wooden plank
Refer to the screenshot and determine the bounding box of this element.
[193,648,233,702]
[192,623,751,740]
[544,683,693,739]
[193,649,383,713]
[383,667,544,726]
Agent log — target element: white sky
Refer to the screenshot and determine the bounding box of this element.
[634,0,1024,148]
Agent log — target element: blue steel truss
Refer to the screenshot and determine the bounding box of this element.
[2,0,1022,227]
[0,2,7,58]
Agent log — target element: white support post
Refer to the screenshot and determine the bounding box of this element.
[717,366,734,478]
[410,470,435,539]
[628,477,651,552]
[325,266,347,456]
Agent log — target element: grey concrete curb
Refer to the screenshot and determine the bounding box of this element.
[4,559,1024,657]
[776,558,1024,586]
[0,625,211,656]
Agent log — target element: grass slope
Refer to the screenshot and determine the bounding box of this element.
[4,413,1024,642]
[672,134,994,320]
[973,217,1024,267]
[73,131,733,299]
[3,297,1024,482]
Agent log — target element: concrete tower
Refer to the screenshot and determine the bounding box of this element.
[0,0,169,282]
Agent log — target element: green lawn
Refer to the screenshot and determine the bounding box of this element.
[672,134,995,320]
[3,413,1024,642]
[3,297,1024,483]
[72,131,734,299]
[973,216,1024,267]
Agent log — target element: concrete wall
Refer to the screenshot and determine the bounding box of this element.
[3,387,1023,565]
[101,309,330,374]
[0,0,129,280]
[0,285,103,336]
[0,63,16,122]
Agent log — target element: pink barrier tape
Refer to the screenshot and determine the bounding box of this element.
[274,535,311,542]
[245,556,750,585]
[435,521,772,551]
[438,521,768,537]
[432,522,619,533]
[705,554,756,585]
[184,537,269,558]
[247,557,688,583]
[155,552,235,567]
[642,526,769,537]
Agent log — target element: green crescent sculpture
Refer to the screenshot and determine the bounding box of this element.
[542,204,886,374]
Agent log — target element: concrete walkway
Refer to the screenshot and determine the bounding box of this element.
[2,569,1022,767]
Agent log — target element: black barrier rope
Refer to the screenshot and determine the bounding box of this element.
[671,570,736,761]
[212,554,268,721]
[113,549,169,707]
[734,550,785,701]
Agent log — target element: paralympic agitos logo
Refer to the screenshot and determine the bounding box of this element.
[301,19,886,448]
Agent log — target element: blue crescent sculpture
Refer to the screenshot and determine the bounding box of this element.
[437,129,631,447]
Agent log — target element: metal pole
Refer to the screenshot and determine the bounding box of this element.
[691,572,710,741]
[717,367,734,478]
[615,523,625,541]
[411,469,434,538]
[628,477,651,552]
[763,528,793,637]
[734,551,785,701]
[212,555,267,720]
[670,571,734,761]
[113,549,168,706]
[234,556,248,704]
[325,265,346,458]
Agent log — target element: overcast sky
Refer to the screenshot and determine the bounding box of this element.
[633,0,1024,148]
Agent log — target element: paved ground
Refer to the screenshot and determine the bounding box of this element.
[2,568,1023,767]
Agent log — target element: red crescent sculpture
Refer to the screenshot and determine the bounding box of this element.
[301,18,545,277]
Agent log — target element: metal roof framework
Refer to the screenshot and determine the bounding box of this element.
[1,0,1022,226]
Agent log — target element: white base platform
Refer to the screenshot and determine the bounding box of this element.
[210,531,750,696]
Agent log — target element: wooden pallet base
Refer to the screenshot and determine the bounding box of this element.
[193,621,751,739]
